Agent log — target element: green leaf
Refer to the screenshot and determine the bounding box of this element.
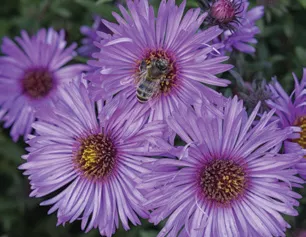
[95,0,112,4]
[295,46,306,62]
[298,0,306,8]
[139,230,159,237]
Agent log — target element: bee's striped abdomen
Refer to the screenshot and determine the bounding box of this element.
[136,80,155,103]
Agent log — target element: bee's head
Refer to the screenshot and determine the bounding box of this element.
[155,59,169,72]
[149,59,169,79]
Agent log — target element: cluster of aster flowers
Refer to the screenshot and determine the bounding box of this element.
[1,0,306,237]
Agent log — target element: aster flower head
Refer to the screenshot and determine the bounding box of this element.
[200,0,245,32]
[19,80,167,237]
[0,28,88,141]
[78,16,112,58]
[266,69,306,178]
[140,96,303,237]
[212,1,264,54]
[88,0,232,122]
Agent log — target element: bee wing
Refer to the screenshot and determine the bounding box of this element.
[135,69,148,85]
[146,78,161,105]
[147,81,161,108]
[152,79,161,96]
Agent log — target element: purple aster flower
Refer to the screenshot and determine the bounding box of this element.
[87,0,232,121]
[212,1,264,54]
[78,16,112,58]
[19,80,167,236]
[266,70,306,178]
[0,28,88,141]
[200,0,245,32]
[139,96,303,237]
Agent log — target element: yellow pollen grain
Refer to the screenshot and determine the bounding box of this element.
[81,144,98,169]
[223,175,229,180]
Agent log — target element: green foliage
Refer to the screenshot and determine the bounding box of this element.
[1,0,306,236]
[231,0,306,93]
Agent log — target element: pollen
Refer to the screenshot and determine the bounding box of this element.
[75,133,117,180]
[22,68,54,99]
[292,116,306,149]
[199,159,247,204]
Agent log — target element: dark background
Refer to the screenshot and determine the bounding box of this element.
[0,0,306,236]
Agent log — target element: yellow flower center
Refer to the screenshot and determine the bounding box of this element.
[75,134,116,180]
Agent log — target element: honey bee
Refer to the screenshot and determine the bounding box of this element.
[136,58,169,103]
